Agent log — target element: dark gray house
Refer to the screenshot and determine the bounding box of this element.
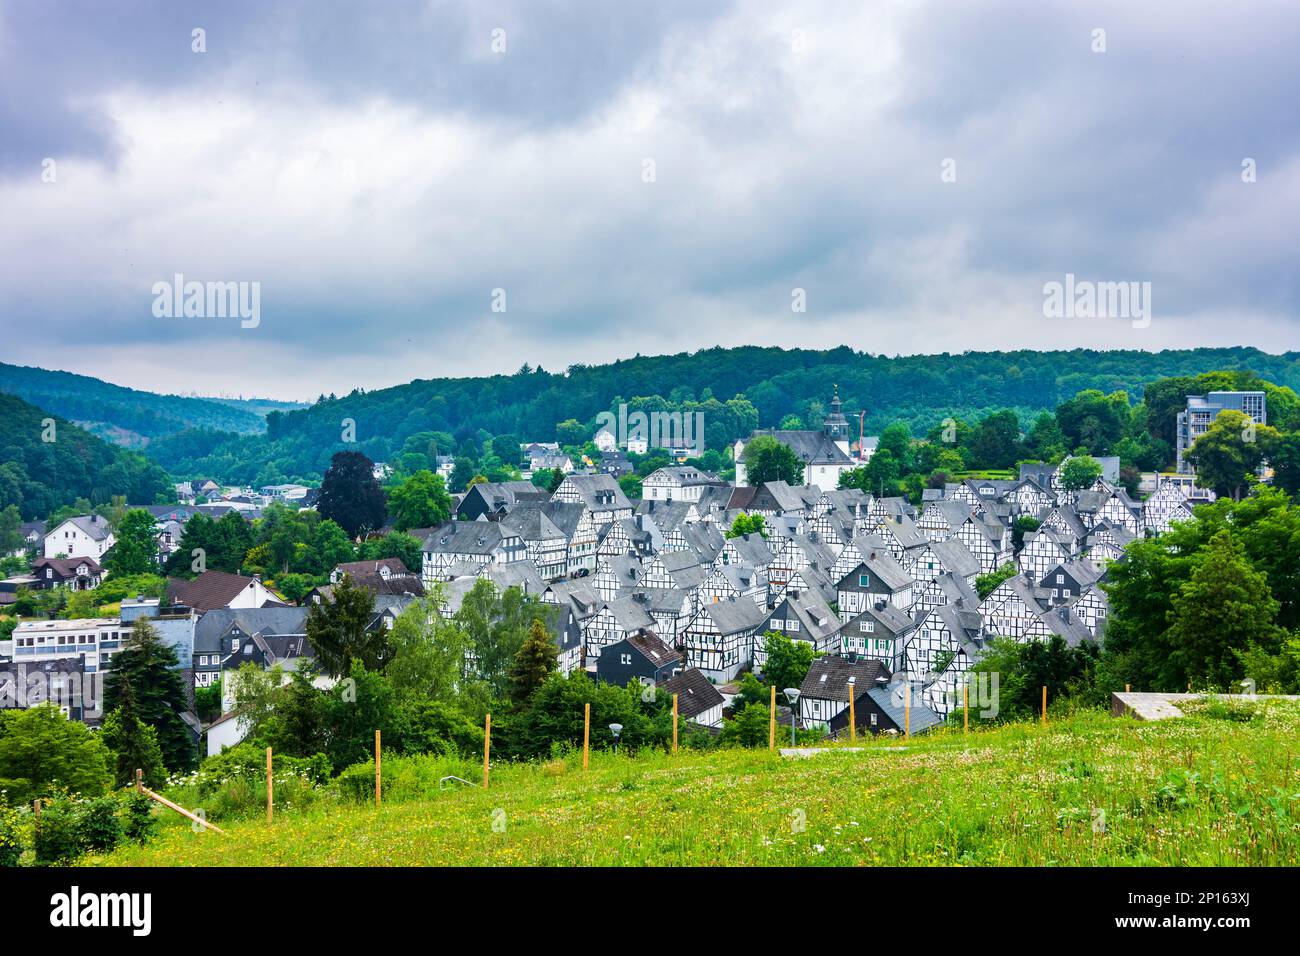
[595,629,682,687]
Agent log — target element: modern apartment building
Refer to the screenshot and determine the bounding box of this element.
[1176,391,1266,474]
[3,618,129,673]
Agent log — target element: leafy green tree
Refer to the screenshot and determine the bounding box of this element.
[306,574,384,677]
[1237,632,1300,694]
[1022,412,1067,462]
[726,513,767,538]
[1102,491,1300,689]
[0,704,114,803]
[0,504,24,555]
[841,448,902,497]
[317,450,387,537]
[719,703,773,747]
[618,473,643,500]
[742,435,803,485]
[970,636,1101,720]
[273,573,315,604]
[1166,530,1282,689]
[1055,389,1129,456]
[1011,515,1041,553]
[970,410,1022,470]
[105,508,158,576]
[448,456,476,493]
[1058,455,1103,492]
[1186,410,1278,500]
[975,561,1018,600]
[385,594,474,703]
[503,671,673,760]
[555,419,589,447]
[194,676,224,723]
[359,531,424,572]
[1268,432,1300,498]
[319,662,400,771]
[728,671,768,714]
[760,631,818,695]
[387,470,452,532]
[454,580,546,697]
[310,519,356,574]
[104,618,195,771]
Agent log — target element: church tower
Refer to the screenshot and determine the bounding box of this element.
[823,384,850,455]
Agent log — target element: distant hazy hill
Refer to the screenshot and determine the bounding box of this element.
[0,392,173,520]
[201,396,308,418]
[136,345,1300,484]
[0,363,274,447]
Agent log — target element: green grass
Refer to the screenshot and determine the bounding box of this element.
[89,705,1300,866]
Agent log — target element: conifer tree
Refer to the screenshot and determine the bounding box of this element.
[508,619,557,709]
[103,619,196,772]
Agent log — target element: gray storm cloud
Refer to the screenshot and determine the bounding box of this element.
[0,0,1297,399]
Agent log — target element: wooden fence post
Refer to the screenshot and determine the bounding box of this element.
[483,713,492,789]
[33,799,40,819]
[134,782,228,835]
[904,683,910,739]
[672,694,679,754]
[963,683,969,735]
[375,730,382,807]
[583,702,590,770]
[848,691,856,743]
[768,684,776,751]
[1041,686,1047,725]
[266,747,273,824]
[135,768,143,793]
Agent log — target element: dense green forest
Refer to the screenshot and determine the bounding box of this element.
[0,393,174,520]
[141,346,1300,484]
[0,362,278,447]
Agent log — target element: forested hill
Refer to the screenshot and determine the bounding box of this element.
[137,346,1300,485]
[0,392,174,520]
[0,362,273,447]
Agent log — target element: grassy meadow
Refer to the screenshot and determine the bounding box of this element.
[90,701,1300,867]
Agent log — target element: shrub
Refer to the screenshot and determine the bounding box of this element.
[123,792,158,846]
[1196,697,1261,723]
[33,798,84,864]
[161,744,334,821]
[0,804,23,867]
[332,752,480,804]
[77,796,123,853]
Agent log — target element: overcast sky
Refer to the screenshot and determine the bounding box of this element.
[2,1,1298,401]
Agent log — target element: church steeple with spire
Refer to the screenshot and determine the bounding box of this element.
[823,384,850,453]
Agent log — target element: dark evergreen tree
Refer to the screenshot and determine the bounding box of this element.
[508,619,558,709]
[99,674,166,788]
[103,619,196,772]
[305,574,384,678]
[317,450,387,537]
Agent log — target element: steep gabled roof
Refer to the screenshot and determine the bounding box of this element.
[168,571,280,612]
[660,667,724,719]
[799,655,889,702]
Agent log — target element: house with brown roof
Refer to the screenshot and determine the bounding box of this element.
[167,571,285,613]
[797,655,891,731]
[659,667,724,728]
